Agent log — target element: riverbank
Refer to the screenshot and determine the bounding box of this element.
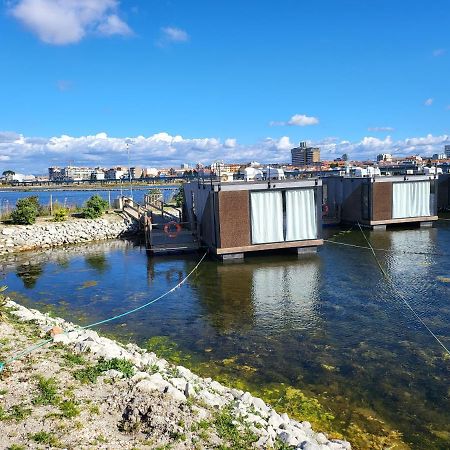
[0,213,139,255]
[0,300,351,450]
[0,182,181,192]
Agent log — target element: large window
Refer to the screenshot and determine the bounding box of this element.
[250,191,284,244]
[392,181,431,219]
[250,188,317,244]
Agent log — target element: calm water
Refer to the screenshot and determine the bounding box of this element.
[1,225,450,449]
[0,186,176,212]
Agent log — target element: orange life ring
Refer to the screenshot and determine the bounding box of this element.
[164,221,182,238]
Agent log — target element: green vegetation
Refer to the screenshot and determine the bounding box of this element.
[10,196,41,225]
[32,376,59,406]
[52,207,69,222]
[214,405,257,450]
[8,445,25,450]
[73,357,134,383]
[63,351,86,366]
[59,400,80,418]
[30,431,59,446]
[173,186,185,207]
[0,285,8,322]
[82,194,109,219]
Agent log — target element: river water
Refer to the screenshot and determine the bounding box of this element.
[1,224,449,449]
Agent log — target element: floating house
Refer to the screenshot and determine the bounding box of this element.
[322,175,438,229]
[183,179,323,260]
[438,173,450,211]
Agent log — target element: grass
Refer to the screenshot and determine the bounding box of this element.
[63,351,86,366]
[73,357,134,383]
[32,376,59,406]
[0,404,32,421]
[214,405,257,450]
[30,431,59,446]
[59,400,80,418]
[8,445,26,450]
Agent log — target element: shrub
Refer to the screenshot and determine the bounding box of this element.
[10,196,41,225]
[173,186,184,207]
[52,208,69,222]
[82,195,109,219]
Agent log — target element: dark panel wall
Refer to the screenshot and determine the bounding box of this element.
[218,191,251,249]
[341,179,363,222]
[372,182,393,221]
[438,175,450,210]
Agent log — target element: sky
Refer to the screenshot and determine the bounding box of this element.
[1,0,450,174]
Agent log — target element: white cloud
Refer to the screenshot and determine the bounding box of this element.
[1,131,449,174]
[10,0,132,45]
[97,14,132,36]
[270,114,319,127]
[424,98,434,106]
[224,138,237,148]
[157,27,189,46]
[368,126,395,132]
[433,49,446,57]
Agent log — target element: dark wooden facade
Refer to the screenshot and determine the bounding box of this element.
[184,179,323,258]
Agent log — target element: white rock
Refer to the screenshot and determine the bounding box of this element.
[315,432,328,445]
[135,374,170,394]
[131,371,151,382]
[268,411,284,429]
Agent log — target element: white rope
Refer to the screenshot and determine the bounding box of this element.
[356,223,450,357]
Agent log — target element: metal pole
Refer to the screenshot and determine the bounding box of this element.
[127,142,133,200]
[108,191,111,209]
[50,194,53,216]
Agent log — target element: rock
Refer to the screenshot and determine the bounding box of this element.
[299,442,321,450]
[330,440,351,450]
[53,333,70,345]
[135,373,170,394]
[315,432,328,445]
[131,371,151,382]
[104,369,124,379]
[48,326,64,337]
[268,411,284,429]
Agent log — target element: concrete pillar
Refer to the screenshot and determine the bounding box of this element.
[221,253,244,262]
[372,224,386,231]
[420,221,433,228]
[296,246,317,255]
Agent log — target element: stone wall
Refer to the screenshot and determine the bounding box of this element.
[5,299,351,450]
[0,213,139,255]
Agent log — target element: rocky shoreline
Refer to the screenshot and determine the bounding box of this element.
[0,214,139,255]
[0,300,351,450]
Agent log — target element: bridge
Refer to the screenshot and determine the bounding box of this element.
[120,195,200,255]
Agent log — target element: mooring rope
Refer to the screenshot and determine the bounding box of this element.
[0,251,208,373]
[356,223,450,357]
[324,239,447,256]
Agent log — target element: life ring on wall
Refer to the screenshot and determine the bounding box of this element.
[322,204,329,216]
[164,221,182,238]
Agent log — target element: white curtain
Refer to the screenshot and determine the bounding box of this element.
[392,181,431,219]
[251,191,284,244]
[285,189,317,241]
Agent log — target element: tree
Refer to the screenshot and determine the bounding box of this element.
[10,196,41,225]
[173,186,185,207]
[2,170,15,181]
[82,195,109,219]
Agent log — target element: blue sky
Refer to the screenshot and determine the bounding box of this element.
[1,0,450,173]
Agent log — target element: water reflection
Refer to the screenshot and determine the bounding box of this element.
[252,257,321,332]
[16,261,44,289]
[0,230,449,449]
[85,253,109,274]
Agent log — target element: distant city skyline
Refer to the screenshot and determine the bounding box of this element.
[1,0,449,172]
